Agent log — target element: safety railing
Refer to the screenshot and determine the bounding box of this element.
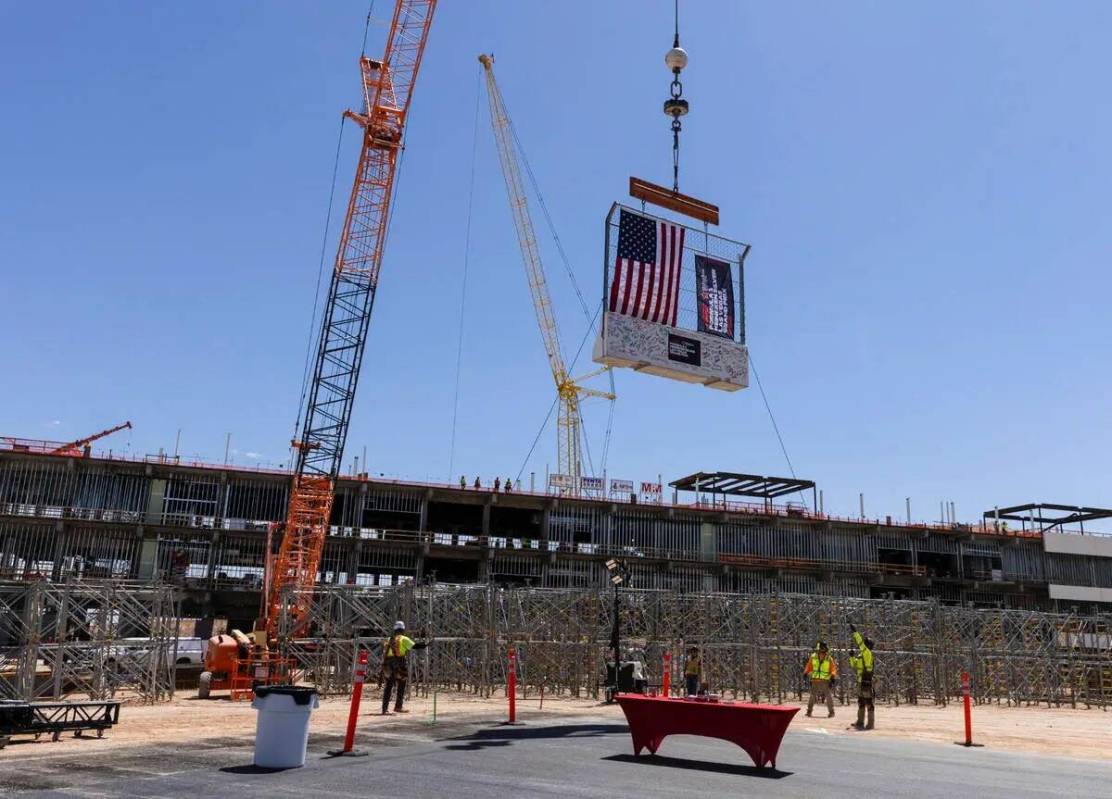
[718,553,927,578]
[0,437,293,475]
[3,439,1105,539]
[359,528,701,565]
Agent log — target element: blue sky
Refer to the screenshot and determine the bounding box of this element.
[2,2,1110,524]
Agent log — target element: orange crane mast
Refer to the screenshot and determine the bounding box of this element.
[263,0,437,640]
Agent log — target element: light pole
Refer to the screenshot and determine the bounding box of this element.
[605,558,629,703]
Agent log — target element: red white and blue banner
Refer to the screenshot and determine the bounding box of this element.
[608,209,685,326]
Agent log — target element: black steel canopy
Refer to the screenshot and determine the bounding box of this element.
[670,471,815,500]
[983,503,1112,533]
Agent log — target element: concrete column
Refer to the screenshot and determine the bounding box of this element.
[354,482,368,534]
[541,505,552,543]
[50,522,67,582]
[418,492,430,532]
[145,479,167,525]
[206,532,222,589]
[699,522,716,562]
[217,473,229,528]
[481,500,491,537]
[0,532,13,574]
[347,541,361,585]
[136,526,160,581]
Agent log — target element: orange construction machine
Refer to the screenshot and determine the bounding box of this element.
[51,421,132,457]
[197,1,437,698]
[197,630,281,700]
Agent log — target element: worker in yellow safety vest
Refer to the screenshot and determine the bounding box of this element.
[683,646,702,696]
[848,624,875,730]
[803,640,837,717]
[380,621,426,715]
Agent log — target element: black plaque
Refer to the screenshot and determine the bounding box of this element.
[667,334,701,366]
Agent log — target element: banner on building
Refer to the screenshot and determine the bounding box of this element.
[695,254,734,339]
[640,482,663,503]
[548,473,574,489]
[609,479,635,495]
[580,476,605,493]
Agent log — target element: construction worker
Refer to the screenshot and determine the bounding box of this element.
[494,477,501,491]
[459,475,466,489]
[473,476,481,489]
[380,621,426,715]
[170,548,189,584]
[504,477,513,493]
[848,623,875,730]
[683,646,702,696]
[804,640,837,717]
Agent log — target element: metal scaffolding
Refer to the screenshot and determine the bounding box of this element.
[289,583,1112,708]
[0,580,180,703]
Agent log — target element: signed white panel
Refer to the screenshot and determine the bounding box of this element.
[594,311,748,391]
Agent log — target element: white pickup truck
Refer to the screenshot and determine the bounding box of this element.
[107,637,206,666]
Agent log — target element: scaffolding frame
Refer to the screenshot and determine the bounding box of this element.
[0,579,180,703]
[288,583,1112,709]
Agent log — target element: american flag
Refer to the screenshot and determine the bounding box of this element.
[608,209,686,326]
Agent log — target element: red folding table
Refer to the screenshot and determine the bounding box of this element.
[615,694,799,769]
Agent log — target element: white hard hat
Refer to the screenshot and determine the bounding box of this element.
[393,620,405,631]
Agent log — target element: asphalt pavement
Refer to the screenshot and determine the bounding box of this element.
[5,712,1110,798]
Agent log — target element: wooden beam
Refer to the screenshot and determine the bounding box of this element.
[629,176,719,225]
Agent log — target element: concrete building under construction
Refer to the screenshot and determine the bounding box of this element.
[3,445,1112,628]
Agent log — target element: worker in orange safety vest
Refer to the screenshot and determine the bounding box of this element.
[804,640,838,717]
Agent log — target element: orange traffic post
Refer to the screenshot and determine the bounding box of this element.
[507,648,518,724]
[662,651,672,697]
[954,670,983,748]
[962,672,972,744]
[328,649,370,757]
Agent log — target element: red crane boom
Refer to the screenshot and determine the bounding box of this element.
[50,421,133,457]
[264,0,437,639]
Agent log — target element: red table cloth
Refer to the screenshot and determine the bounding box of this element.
[615,694,799,769]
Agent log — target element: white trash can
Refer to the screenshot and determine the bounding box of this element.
[251,685,319,768]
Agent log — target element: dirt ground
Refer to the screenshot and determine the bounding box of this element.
[781,697,1110,761]
[7,691,1110,763]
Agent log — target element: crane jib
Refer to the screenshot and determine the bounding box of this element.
[479,54,616,482]
[263,0,438,641]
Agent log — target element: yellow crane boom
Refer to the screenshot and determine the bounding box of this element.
[479,54,613,480]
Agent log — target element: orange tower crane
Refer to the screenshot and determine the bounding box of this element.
[263,0,437,639]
